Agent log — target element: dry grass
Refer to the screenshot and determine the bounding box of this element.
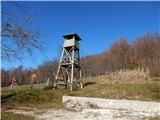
[105,68,151,84]
[83,68,151,84]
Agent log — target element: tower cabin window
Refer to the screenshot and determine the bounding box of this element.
[65,36,74,40]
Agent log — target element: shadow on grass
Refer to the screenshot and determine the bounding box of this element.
[83,82,96,87]
[1,93,14,103]
[153,78,160,82]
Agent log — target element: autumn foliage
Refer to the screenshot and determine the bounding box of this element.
[81,33,160,77]
[1,33,160,87]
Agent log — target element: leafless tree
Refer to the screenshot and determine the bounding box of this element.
[1,2,45,61]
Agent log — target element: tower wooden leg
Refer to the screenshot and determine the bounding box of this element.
[80,82,83,89]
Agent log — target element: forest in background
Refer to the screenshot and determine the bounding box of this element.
[1,32,160,87]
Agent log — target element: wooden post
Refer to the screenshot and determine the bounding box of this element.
[30,73,37,90]
[31,79,33,90]
[9,82,13,92]
[102,74,103,81]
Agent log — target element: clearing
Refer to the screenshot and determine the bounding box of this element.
[1,76,160,120]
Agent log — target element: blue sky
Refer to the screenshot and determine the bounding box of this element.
[2,1,160,69]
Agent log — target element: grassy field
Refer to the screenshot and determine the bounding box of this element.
[1,112,34,120]
[81,77,159,99]
[1,84,67,109]
[1,76,160,119]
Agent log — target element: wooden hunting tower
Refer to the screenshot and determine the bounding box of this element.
[55,33,83,90]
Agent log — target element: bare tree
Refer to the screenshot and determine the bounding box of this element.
[1,2,45,61]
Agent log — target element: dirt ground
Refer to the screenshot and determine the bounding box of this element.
[6,95,160,120]
[6,107,160,120]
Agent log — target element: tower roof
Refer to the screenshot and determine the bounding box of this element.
[63,33,81,41]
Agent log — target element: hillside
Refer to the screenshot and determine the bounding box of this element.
[1,76,160,120]
[2,76,160,109]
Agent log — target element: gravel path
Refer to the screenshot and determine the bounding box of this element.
[6,108,160,120]
[6,96,160,120]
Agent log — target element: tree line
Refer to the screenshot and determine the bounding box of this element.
[81,33,160,77]
[1,32,160,87]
